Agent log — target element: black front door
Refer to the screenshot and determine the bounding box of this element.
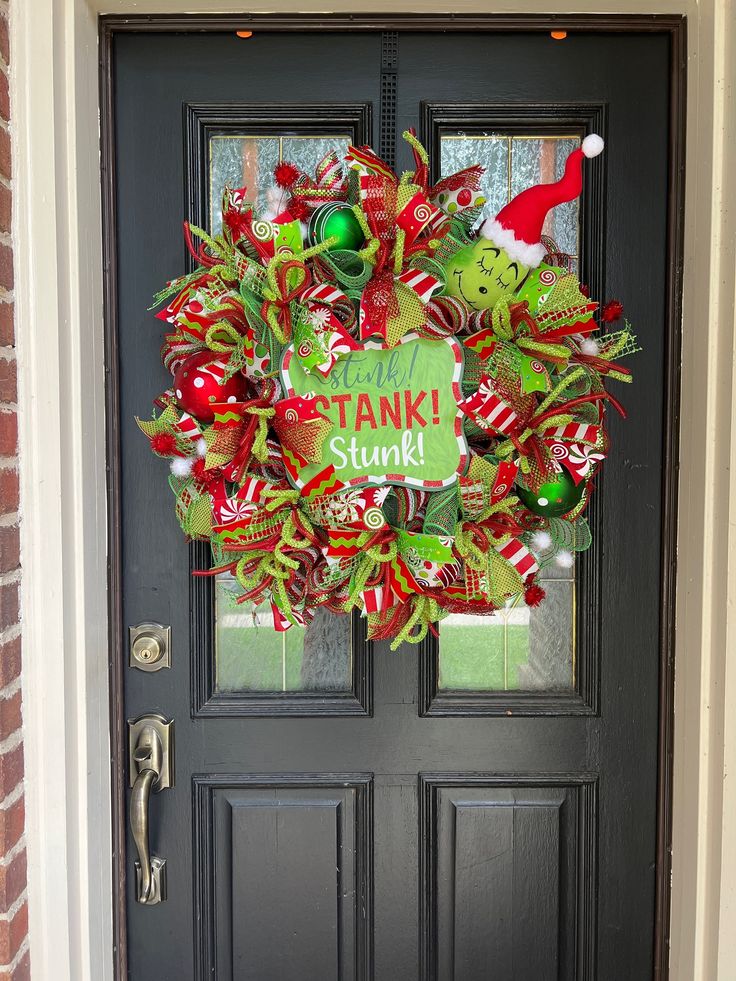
[108,22,674,980]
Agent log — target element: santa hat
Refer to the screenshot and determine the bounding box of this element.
[480,134,604,268]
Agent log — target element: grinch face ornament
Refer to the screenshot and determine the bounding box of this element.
[444,239,530,310]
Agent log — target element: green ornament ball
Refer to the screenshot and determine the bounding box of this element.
[516,470,584,518]
[307,202,365,252]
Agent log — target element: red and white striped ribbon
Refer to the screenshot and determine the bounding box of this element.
[458,380,519,435]
[542,422,601,445]
[495,538,539,579]
[396,268,443,305]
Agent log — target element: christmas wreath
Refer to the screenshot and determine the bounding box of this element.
[139,131,636,648]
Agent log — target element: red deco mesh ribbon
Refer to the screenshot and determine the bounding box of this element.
[359,177,401,336]
[429,165,484,199]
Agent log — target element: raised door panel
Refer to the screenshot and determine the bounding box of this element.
[421,777,597,980]
[195,775,373,980]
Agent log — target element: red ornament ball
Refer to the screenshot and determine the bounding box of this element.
[173,351,246,423]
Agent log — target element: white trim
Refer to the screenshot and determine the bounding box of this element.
[13,1,110,979]
[479,217,547,267]
[10,3,736,980]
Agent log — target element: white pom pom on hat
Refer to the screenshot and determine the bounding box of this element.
[480,134,604,269]
[582,133,605,158]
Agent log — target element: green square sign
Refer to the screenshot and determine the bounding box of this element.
[281,335,469,491]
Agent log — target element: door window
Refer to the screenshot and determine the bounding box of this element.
[437,131,581,693]
[215,581,353,693]
[190,108,373,715]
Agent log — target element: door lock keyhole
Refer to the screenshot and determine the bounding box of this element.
[129,623,171,672]
[133,635,162,664]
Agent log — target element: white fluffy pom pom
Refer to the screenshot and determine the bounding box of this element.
[580,338,600,356]
[196,438,208,457]
[531,530,553,552]
[170,456,194,477]
[582,134,604,158]
[556,550,575,569]
[262,183,287,221]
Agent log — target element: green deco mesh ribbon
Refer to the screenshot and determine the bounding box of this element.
[423,486,460,537]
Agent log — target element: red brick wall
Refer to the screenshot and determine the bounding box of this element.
[0,3,29,978]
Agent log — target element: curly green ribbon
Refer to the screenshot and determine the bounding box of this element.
[344,530,399,612]
[204,320,255,378]
[230,489,319,620]
[402,129,430,167]
[258,238,340,344]
[245,405,274,464]
[454,498,520,571]
[390,596,447,651]
[484,296,570,365]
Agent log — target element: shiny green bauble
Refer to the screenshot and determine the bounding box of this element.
[307,202,365,252]
[516,470,584,518]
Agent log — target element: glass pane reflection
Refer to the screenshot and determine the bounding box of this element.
[209,134,351,235]
[215,575,352,694]
[438,570,575,692]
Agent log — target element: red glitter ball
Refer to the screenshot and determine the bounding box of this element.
[601,299,624,322]
[274,161,301,189]
[457,188,472,206]
[289,198,310,221]
[192,458,222,490]
[150,432,178,456]
[524,583,547,608]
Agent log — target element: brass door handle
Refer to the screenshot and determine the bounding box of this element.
[131,765,157,902]
[128,715,174,905]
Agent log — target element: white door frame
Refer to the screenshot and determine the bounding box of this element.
[11,2,736,979]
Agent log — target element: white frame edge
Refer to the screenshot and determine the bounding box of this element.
[10,2,736,980]
[13,0,110,978]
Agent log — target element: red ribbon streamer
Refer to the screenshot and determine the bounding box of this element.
[260,260,311,343]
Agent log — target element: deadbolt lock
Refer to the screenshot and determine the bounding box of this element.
[129,622,171,672]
